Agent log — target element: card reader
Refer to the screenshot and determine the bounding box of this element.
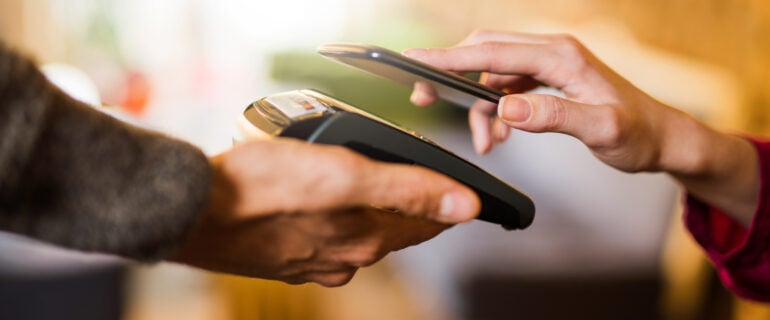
[235,89,534,230]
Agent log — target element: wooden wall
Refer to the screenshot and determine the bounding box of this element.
[609,0,770,134]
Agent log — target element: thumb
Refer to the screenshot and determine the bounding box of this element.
[498,94,614,144]
[356,163,480,224]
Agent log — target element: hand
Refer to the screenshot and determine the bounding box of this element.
[405,30,759,225]
[170,139,479,286]
[406,30,681,172]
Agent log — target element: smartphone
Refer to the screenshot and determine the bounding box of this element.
[235,89,535,230]
[317,43,505,108]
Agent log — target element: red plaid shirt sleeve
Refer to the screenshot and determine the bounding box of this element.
[685,137,770,301]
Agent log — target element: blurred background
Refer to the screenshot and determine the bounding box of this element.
[1,0,769,319]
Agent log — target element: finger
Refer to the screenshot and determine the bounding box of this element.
[498,94,617,147]
[410,81,439,106]
[285,268,358,287]
[491,117,511,143]
[354,163,481,224]
[469,105,493,155]
[404,42,576,89]
[404,43,546,74]
[305,269,358,287]
[467,98,498,154]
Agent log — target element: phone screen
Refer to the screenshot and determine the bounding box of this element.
[317,44,505,108]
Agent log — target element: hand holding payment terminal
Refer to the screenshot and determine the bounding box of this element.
[235,89,534,230]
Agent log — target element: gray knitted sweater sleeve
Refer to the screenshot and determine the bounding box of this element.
[0,43,212,262]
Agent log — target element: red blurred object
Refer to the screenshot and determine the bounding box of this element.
[120,71,151,116]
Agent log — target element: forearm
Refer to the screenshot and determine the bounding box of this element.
[660,108,760,226]
[0,42,213,261]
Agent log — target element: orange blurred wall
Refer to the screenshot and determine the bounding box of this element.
[413,0,770,134]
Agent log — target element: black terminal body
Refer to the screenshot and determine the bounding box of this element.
[237,90,534,230]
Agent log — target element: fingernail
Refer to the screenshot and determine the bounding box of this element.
[411,89,429,105]
[499,96,532,123]
[439,191,477,223]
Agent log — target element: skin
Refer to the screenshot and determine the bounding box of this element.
[404,30,760,227]
[171,138,480,287]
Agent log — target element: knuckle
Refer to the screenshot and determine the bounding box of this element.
[351,253,379,267]
[370,164,438,217]
[400,191,426,216]
[345,240,387,267]
[476,41,506,69]
[290,244,317,264]
[400,170,438,216]
[540,95,568,131]
[552,35,587,64]
[316,271,356,287]
[594,106,625,147]
[321,147,365,201]
[554,33,581,46]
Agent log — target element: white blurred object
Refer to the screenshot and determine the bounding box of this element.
[41,63,102,107]
[43,62,149,127]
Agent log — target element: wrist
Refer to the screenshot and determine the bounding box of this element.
[656,108,715,176]
[658,109,760,225]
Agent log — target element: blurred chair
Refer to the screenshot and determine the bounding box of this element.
[0,232,126,320]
